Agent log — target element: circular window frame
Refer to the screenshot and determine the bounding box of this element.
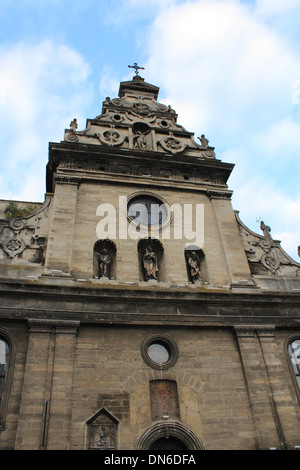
[125,191,171,231]
[141,334,178,370]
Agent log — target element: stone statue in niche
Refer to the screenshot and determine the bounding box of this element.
[93,240,116,280]
[187,251,201,283]
[99,249,111,278]
[143,246,158,281]
[133,131,147,149]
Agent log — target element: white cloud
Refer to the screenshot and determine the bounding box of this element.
[102,0,178,26]
[146,0,300,133]
[251,118,300,159]
[99,65,121,99]
[0,40,93,201]
[141,0,300,258]
[255,0,300,16]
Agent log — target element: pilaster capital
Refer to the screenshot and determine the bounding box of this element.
[207,190,233,200]
[256,325,276,338]
[233,325,256,338]
[54,175,82,187]
[28,318,80,334]
[233,324,276,338]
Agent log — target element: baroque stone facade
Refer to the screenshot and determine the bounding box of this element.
[0,73,300,450]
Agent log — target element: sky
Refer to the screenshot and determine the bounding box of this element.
[0,0,300,260]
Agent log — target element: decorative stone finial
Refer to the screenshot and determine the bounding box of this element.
[128,62,145,76]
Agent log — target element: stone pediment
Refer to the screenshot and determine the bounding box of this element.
[235,211,300,283]
[86,407,119,450]
[63,76,215,160]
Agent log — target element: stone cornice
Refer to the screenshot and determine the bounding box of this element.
[46,142,234,192]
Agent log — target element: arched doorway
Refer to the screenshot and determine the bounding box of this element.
[149,436,188,450]
[136,421,204,450]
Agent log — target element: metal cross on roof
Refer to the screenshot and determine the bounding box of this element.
[128,62,145,76]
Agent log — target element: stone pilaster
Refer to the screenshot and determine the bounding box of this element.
[234,325,282,449]
[257,328,300,449]
[46,320,79,450]
[15,319,55,450]
[44,176,80,273]
[14,319,79,450]
[209,192,253,286]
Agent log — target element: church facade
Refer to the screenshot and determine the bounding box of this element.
[0,72,300,450]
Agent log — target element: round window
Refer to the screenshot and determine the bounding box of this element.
[127,195,169,227]
[148,343,170,364]
[141,334,178,370]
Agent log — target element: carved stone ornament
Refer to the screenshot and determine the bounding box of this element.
[66,132,79,142]
[0,200,50,261]
[99,128,125,147]
[261,253,280,273]
[8,217,26,231]
[202,150,216,158]
[1,235,27,258]
[87,408,119,450]
[159,135,185,154]
[235,211,300,278]
[132,102,150,116]
[259,221,273,250]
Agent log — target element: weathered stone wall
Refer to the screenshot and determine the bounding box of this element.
[2,319,300,450]
[42,178,252,289]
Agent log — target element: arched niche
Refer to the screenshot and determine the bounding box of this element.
[136,421,204,450]
[184,246,208,284]
[93,239,117,280]
[137,238,165,282]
